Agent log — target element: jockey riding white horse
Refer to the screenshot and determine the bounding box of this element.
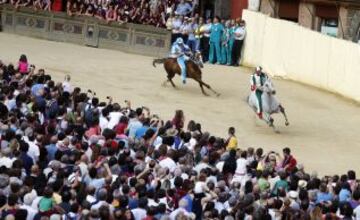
[248,74,289,130]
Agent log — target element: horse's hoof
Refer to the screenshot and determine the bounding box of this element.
[285,122,290,126]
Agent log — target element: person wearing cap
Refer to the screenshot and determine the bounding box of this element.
[250,66,267,119]
[169,37,192,84]
[209,16,224,64]
[231,19,246,66]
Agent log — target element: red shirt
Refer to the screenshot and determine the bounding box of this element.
[282,155,297,172]
[115,122,127,135]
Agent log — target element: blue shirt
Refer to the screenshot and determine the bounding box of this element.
[316,192,333,204]
[184,23,198,41]
[339,189,351,202]
[128,120,142,138]
[46,144,58,161]
[170,43,190,58]
[173,136,181,149]
[35,96,46,110]
[182,193,193,212]
[135,126,150,139]
[135,127,157,139]
[128,198,138,209]
[210,23,224,42]
[31,83,44,96]
[19,152,34,175]
[175,3,192,16]
[88,178,105,189]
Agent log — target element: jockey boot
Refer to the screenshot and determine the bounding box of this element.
[257,112,263,119]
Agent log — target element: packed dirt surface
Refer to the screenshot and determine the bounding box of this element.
[1,33,359,176]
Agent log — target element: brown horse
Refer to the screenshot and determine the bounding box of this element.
[152,55,220,96]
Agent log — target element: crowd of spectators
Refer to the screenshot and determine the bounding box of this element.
[0,0,246,66]
[64,0,199,28]
[167,15,246,66]
[1,55,360,220]
[0,0,199,28]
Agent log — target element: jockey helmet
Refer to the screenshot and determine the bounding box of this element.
[176,37,184,45]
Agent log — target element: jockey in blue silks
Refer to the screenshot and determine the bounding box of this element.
[170,37,192,84]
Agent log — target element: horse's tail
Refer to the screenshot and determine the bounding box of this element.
[152,58,166,67]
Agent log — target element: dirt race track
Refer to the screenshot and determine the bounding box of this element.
[1,33,360,176]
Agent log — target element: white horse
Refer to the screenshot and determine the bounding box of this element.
[248,77,289,131]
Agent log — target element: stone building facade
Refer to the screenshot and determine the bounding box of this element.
[260,0,360,43]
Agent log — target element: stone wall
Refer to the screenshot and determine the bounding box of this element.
[338,7,360,42]
[259,0,277,17]
[0,5,171,57]
[346,8,360,42]
[298,2,315,29]
[338,6,348,39]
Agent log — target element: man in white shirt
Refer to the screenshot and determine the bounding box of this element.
[20,193,38,220]
[127,112,143,138]
[62,75,73,93]
[193,156,211,174]
[107,104,123,129]
[158,144,177,172]
[91,188,115,213]
[231,19,246,66]
[99,108,110,132]
[232,151,248,184]
[200,18,212,63]
[0,148,15,168]
[23,128,39,163]
[131,198,148,220]
[354,204,360,220]
[169,199,194,220]
[159,156,177,173]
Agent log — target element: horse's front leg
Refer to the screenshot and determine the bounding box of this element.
[198,79,220,97]
[261,112,272,126]
[265,113,280,133]
[198,82,209,96]
[279,105,289,126]
[168,76,176,88]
